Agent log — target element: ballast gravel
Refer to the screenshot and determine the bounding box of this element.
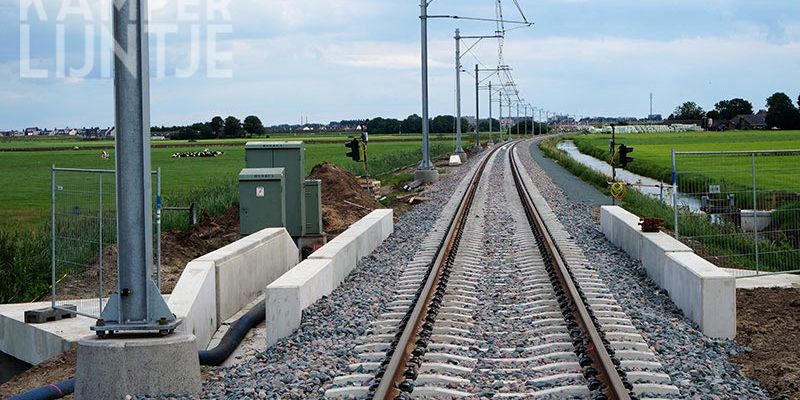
[197,157,482,400]
[516,139,769,399]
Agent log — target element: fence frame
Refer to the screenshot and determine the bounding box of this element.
[50,165,162,319]
[672,149,800,277]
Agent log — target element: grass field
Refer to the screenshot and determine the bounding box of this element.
[572,130,800,191]
[0,132,513,229]
[0,141,428,228]
[0,132,485,150]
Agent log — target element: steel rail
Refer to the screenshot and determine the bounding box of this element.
[372,144,505,399]
[508,142,631,400]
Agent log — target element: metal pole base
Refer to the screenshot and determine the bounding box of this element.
[91,280,181,336]
[454,150,468,162]
[473,144,484,153]
[414,168,440,184]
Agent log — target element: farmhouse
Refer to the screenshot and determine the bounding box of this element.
[730,110,767,130]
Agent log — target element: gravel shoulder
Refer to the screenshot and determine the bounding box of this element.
[517,137,770,399]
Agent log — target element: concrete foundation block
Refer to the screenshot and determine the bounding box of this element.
[414,168,439,184]
[663,252,736,339]
[75,333,201,399]
[640,233,693,288]
[265,259,334,347]
[167,261,217,350]
[196,228,299,323]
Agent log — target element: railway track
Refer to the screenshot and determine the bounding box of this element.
[327,141,681,399]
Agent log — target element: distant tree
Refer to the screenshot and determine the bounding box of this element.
[430,115,456,134]
[459,117,471,132]
[669,101,705,120]
[401,114,422,133]
[765,92,800,130]
[191,122,214,139]
[210,116,224,136]
[714,98,754,120]
[243,116,265,135]
[797,93,800,110]
[479,118,501,131]
[705,110,720,121]
[367,117,401,134]
[223,116,242,138]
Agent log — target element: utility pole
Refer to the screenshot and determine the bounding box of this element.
[499,92,503,141]
[93,0,179,335]
[523,104,528,137]
[415,0,438,183]
[487,82,493,145]
[529,105,534,136]
[516,102,520,138]
[538,108,543,135]
[474,64,482,151]
[453,29,465,159]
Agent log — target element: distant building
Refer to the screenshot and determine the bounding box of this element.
[730,111,767,130]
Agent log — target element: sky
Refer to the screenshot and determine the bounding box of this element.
[1,0,800,129]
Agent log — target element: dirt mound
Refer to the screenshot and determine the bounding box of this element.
[308,163,381,235]
[732,287,800,399]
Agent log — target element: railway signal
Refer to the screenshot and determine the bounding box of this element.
[619,144,634,169]
[345,138,361,162]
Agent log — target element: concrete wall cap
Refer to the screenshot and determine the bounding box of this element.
[641,232,693,252]
[667,252,732,278]
[268,259,332,288]
[196,228,286,263]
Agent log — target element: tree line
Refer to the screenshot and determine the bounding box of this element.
[367,114,545,135]
[152,115,265,140]
[669,92,800,129]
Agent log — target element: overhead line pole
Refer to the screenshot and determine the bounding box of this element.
[474,64,482,152]
[453,32,502,159]
[488,82,494,145]
[93,0,180,335]
[453,29,465,159]
[529,105,534,136]
[415,0,438,183]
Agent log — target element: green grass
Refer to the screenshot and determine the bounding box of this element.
[572,130,800,191]
[0,140,445,228]
[0,132,497,150]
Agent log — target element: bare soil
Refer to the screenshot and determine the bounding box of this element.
[0,350,76,399]
[732,288,800,399]
[308,162,381,235]
[56,206,241,300]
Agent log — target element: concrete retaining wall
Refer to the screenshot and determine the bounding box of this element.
[169,228,298,349]
[196,228,299,323]
[266,209,394,347]
[599,206,735,339]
